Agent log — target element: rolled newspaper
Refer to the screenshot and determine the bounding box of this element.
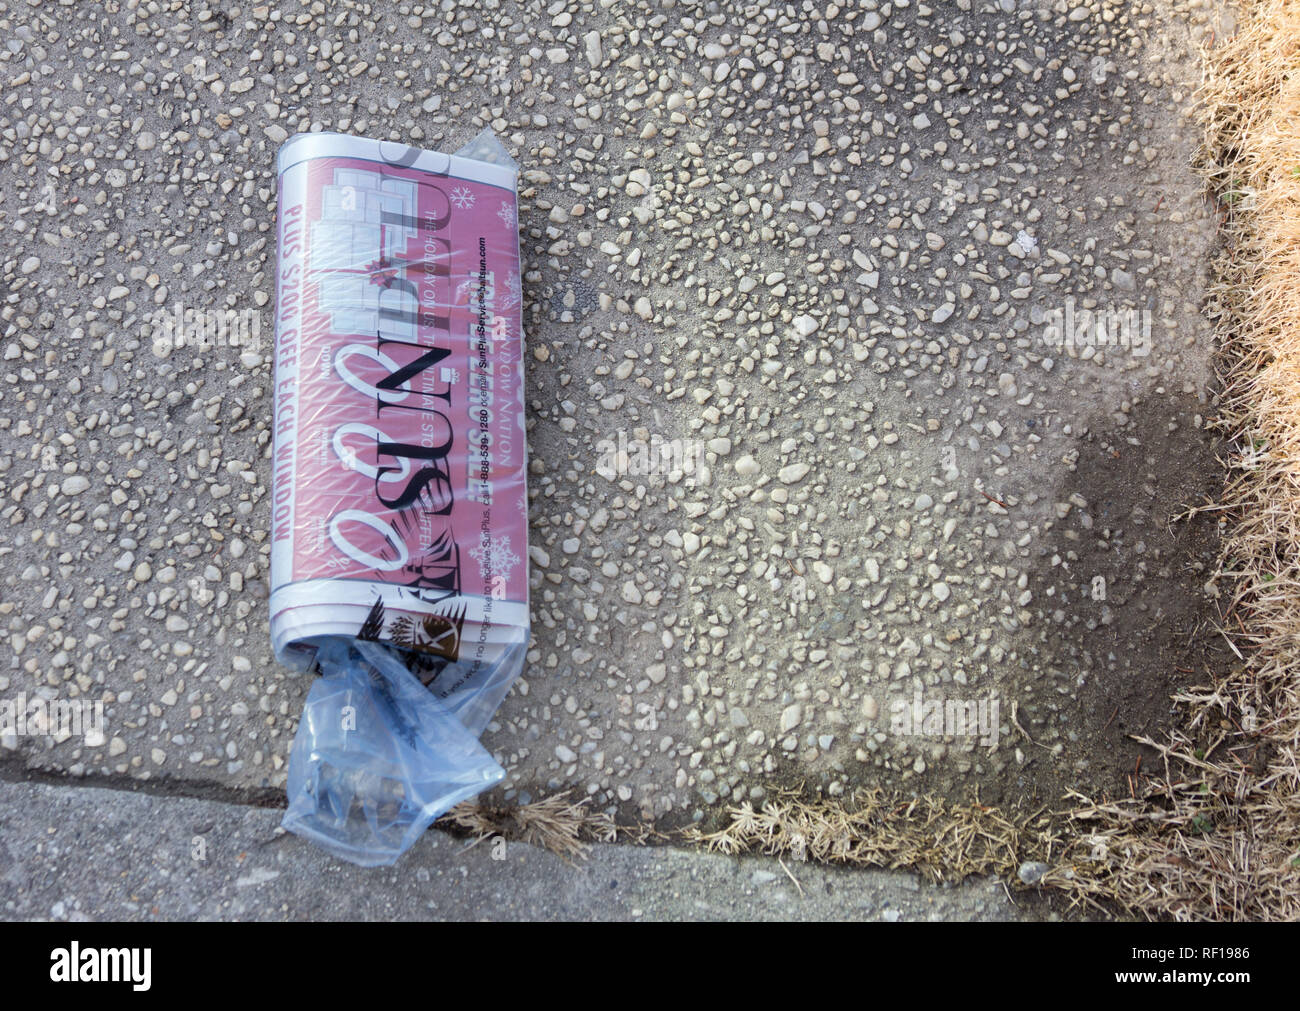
[272,130,530,737]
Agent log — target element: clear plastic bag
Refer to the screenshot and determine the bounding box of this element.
[282,637,505,867]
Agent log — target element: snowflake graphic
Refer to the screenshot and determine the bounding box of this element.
[470,534,522,583]
[497,269,522,311]
[497,200,518,231]
[450,185,476,210]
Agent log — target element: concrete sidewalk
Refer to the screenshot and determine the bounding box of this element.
[0,779,1037,921]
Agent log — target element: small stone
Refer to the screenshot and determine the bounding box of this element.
[792,314,819,337]
[778,462,811,484]
[583,30,603,67]
[1018,861,1050,885]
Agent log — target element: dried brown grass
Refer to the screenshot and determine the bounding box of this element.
[685,789,1058,884]
[440,791,651,862]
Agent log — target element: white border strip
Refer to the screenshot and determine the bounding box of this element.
[275,132,518,193]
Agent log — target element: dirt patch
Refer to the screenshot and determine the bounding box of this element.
[1009,391,1230,805]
